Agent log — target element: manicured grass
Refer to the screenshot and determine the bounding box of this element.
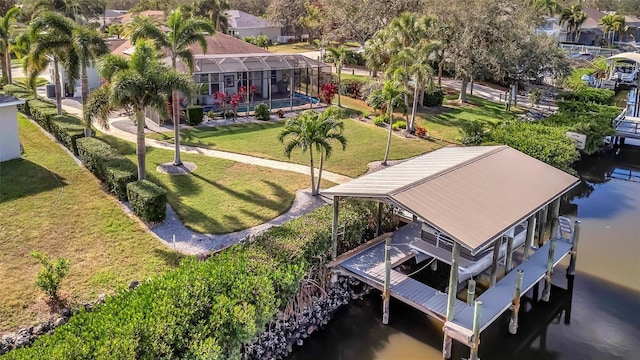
[268,43,319,53]
[0,115,179,333]
[96,133,319,234]
[339,73,371,81]
[336,94,517,143]
[148,118,443,177]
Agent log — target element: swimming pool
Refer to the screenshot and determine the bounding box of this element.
[201,93,319,113]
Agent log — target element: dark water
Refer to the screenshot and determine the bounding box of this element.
[289,145,640,360]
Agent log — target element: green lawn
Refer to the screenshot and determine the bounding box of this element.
[268,42,319,53]
[148,118,443,178]
[416,94,517,142]
[0,115,180,333]
[96,133,319,234]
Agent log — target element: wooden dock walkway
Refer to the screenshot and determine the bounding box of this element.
[334,222,467,320]
[614,115,640,140]
[445,237,573,343]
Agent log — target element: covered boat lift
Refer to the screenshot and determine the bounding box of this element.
[324,146,582,360]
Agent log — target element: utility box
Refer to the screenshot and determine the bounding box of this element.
[46,84,56,99]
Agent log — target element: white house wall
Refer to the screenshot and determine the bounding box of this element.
[0,105,21,162]
[55,65,102,97]
[230,27,281,43]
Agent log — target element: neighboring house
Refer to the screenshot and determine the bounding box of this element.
[109,32,328,124]
[90,9,128,28]
[623,15,640,44]
[535,17,569,41]
[54,39,127,97]
[225,10,281,43]
[573,7,604,45]
[111,10,165,25]
[0,94,25,162]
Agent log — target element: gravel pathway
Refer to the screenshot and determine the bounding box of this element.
[149,189,330,255]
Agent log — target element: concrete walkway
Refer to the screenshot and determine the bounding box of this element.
[61,103,351,185]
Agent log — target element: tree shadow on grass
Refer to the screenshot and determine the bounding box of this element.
[0,158,67,203]
[153,248,184,267]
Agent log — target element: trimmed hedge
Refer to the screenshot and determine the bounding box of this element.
[423,87,444,107]
[76,137,115,180]
[27,99,59,132]
[186,105,204,126]
[126,180,167,222]
[49,115,85,155]
[76,137,138,200]
[103,157,138,201]
[2,200,374,359]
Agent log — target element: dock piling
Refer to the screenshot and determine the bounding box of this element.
[382,236,392,325]
[509,269,524,335]
[443,242,460,359]
[376,202,383,236]
[538,206,548,246]
[467,279,476,305]
[541,239,556,302]
[523,215,536,260]
[469,300,483,360]
[568,220,581,276]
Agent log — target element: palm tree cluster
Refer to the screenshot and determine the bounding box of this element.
[559,3,588,42]
[279,106,347,195]
[599,13,627,45]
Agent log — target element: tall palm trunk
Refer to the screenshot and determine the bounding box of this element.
[135,108,147,180]
[53,58,63,115]
[409,81,419,133]
[459,76,469,103]
[172,56,182,166]
[81,65,91,136]
[382,105,393,165]
[4,51,13,85]
[438,61,444,86]
[309,147,317,195]
[0,52,7,84]
[336,65,342,107]
[316,152,324,194]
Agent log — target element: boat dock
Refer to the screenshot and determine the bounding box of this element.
[323,146,582,360]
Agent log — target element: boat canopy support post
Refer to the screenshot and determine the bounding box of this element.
[489,238,501,287]
[467,279,476,305]
[568,220,581,276]
[505,236,514,272]
[523,215,536,260]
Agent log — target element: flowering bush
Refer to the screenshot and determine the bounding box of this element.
[213,92,228,118]
[415,126,429,138]
[319,83,338,104]
[230,93,243,119]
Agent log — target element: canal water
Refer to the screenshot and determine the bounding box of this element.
[289,145,640,360]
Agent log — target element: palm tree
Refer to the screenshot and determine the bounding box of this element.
[363,32,391,78]
[278,106,347,196]
[28,12,76,115]
[84,40,194,180]
[72,25,109,136]
[130,9,214,166]
[191,0,229,32]
[0,5,20,86]
[326,45,356,107]
[560,4,587,43]
[33,0,103,24]
[376,80,407,166]
[611,15,627,44]
[388,44,437,133]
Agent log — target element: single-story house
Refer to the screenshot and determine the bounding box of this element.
[226,10,281,43]
[0,94,25,162]
[623,15,640,44]
[535,17,569,42]
[107,33,330,124]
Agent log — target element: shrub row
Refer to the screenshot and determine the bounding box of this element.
[3,200,375,359]
[49,115,85,155]
[338,78,369,100]
[126,180,167,222]
[76,137,138,201]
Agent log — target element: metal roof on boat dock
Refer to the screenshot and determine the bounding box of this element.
[323,146,580,254]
